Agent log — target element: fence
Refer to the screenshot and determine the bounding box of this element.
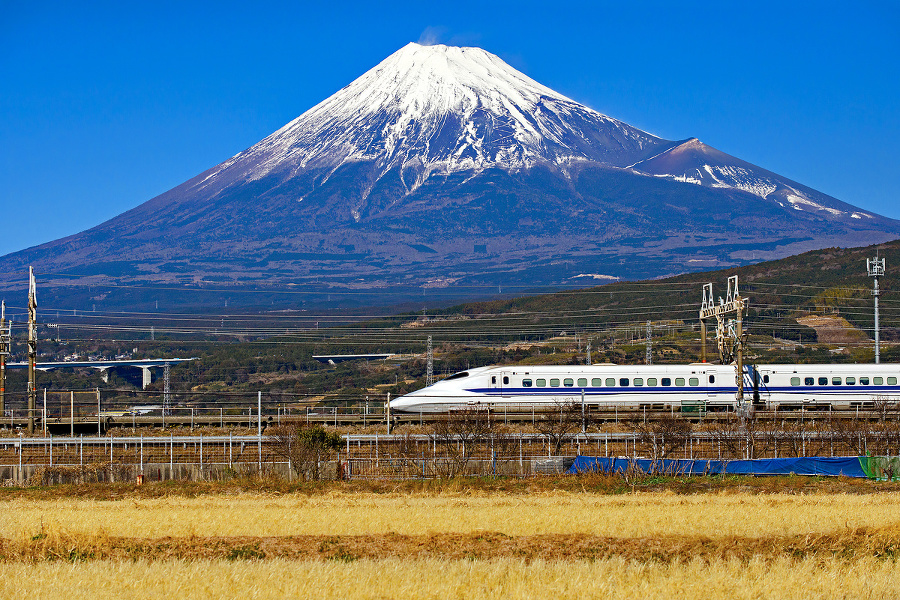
[0,428,897,485]
[5,388,899,434]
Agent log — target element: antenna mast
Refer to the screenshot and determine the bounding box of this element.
[426,335,434,387]
[163,362,171,416]
[700,276,748,418]
[645,321,652,365]
[27,267,37,434]
[0,300,7,418]
[868,256,885,364]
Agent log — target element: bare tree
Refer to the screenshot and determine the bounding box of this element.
[535,401,582,455]
[771,420,807,458]
[630,414,693,460]
[380,432,426,478]
[883,422,900,457]
[485,426,519,476]
[708,413,746,460]
[873,395,900,422]
[428,408,492,477]
[750,418,780,459]
[268,424,343,480]
[833,416,869,456]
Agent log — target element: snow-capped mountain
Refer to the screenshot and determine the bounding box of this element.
[0,42,897,311]
[629,137,877,221]
[184,42,863,224]
[206,43,667,195]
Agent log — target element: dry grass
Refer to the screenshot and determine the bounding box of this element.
[0,486,899,597]
[797,315,869,345]
[3,527,900,563]
[3,491,900,540]
[0,556,897,599]
[0,472,891,501]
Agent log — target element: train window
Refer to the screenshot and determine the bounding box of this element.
[709,375,715,384]
[550,378,560,387]
[875,377,884,385]
[689,377,699,386]
[619,378,630,386]
[503,376,509,385]
[791,377,801,386]
[805,377,814,386]
[675,378,685,386]
[860,377,870,385]
[591,378,603,387]
[634,378,643,386]
[648,378,658,386]
[889,377,898,385]
[492,376,497,385]
[818,377,828,385]
[522,379,533,387]
[605,378,615,387]
[563,378,574,387]
[536,379,546,387]
[445,371,470,380]
[763,375,770,383]
[662,378,672,386]
[832,377,842,385]
[846,377,856,385]
[577,378,587,387]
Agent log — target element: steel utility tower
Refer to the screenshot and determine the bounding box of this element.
[27,267,37,434]
[163,362,171,416]
[0,300,8,417]
[868,257,885,364]
[700,276,747,417]
[645,321,652,365]
[426,336,434,387]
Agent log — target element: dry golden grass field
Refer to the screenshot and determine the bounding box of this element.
[1,476,900,599]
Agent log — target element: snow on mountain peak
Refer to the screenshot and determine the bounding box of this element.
[211,42,665,191]
[190,42,860,223]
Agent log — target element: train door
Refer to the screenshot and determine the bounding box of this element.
[747,365,769,409]
[703,367,726,410]
[489,373,499,391]
[703,369,714,399]
[500,371,512,397]
[697,369,712,415]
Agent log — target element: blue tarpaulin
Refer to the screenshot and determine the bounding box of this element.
[567,455,869,478]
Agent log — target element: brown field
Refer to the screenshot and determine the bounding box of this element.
[0,557,899,599]
[2,477,900,598]
[5,490,900,539]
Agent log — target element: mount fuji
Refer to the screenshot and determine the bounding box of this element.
[2,42,898,310]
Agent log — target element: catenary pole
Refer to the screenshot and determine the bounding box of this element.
[27,268,37,434]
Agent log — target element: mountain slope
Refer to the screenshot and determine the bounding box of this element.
[0,42,897,311]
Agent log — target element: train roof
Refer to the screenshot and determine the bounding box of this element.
[451,363,896,374]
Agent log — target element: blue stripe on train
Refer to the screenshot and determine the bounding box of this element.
[464,386,900,396]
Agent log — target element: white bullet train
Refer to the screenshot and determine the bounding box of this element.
[389,363,900,413]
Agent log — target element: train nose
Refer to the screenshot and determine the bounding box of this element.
[389,392,420,412]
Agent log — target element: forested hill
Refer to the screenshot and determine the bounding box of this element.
[427,239,900,338]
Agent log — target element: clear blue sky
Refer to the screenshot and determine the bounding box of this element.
[1,0,898,257]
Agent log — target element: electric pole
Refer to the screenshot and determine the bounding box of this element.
[27,267,37,434]
[868,257,885,364]
[645,321,652,365]
[700,276,748,419]
[426,335,434,387]
[163,362,171,416]
[0,300,7,418]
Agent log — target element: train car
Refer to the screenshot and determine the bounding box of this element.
[389,363,900,413]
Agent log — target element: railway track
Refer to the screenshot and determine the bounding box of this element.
[8,406,897,434]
